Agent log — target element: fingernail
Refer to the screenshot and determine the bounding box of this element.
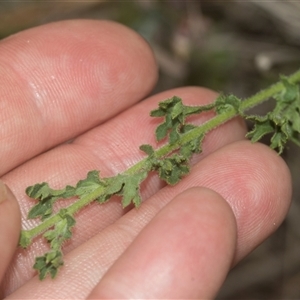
[0,180,8,203]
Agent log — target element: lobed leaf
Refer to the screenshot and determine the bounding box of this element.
[120,172,148,207]
[20,69,300,281]
[154,154,190,185]
[139,144,155,156]
[150,96,215,144]
[246,114,274,143]
[34,250,63,280]
[43,209,76,250]
[75,170,107,198]
[26,184,76,220]
[215,94,241,114]
[247,78,300,153]
[155,122,169,141]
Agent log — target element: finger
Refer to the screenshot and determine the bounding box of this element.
[186,141,292,263]
[88,187,237,299]
[0,19,157,175]
[6,86,246,216]
[3,87,247,295]
[0,181,21,289]
[6,142,290,299]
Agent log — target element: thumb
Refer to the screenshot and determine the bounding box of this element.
[88,187,237,299]
[0,181,21,284]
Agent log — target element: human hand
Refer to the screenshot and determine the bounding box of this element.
[0,20,291,299]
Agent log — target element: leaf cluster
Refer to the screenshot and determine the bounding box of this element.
[25,183,75,221]
[22,170,148,279]
[19,72,300,280]
[214,94,241,114]
[246,77,300,153]
[150,96,213,144]
[104,171,148,207]
[34,210,75,280]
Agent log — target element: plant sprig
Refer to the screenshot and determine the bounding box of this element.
[19,69,300,280]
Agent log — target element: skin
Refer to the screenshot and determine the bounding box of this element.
[0,20,292,299]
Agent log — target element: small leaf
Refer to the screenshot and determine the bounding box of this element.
[43,210,76,250]
[104,175,124,196]
[26,183,76,220]
[154,154,190,185]
[215,94,241,114]
[26,183,75,200]
[280,76,299,103]
[27,198,56,220]
[150,96,214,145]
[181,124,197,133]
[180,143,193,158]
[190,134,204,154]
[171,100,184,119]
[121,172,147,207]
[155,122,169,141]
[75,170,106,198]
[150,108,165,117]
[169,127,180,144]
[139,144,154,156]
[246,116,274,143]
[270,131,287,154]
[34,250,63,280]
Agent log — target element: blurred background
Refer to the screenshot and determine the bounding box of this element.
[1,1,300,298]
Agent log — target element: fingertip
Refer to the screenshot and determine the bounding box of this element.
[0,19,158,175]
[0,180,21,282]
[190,140,292,263]
[88,186,237,299]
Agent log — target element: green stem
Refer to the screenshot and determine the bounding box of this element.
[20,68,300,245]
[240,68,300,111]
[21,186,106,241]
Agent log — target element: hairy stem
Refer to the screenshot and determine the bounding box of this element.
[21,68,300,245]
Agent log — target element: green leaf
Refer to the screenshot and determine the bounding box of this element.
[270,130,288,154]
[215,94,241,114]
[34,250,63,280]
[26,183,76,220]
[27,197,55,221]
[246,115,274,143]
[280,76,299,103]
[75,170,107,198]
[150,96,181,118]
[26,171,106,221]
[150,96,215,145]
[155,122,169,141]
[121,172,148,207]
[139,144,155,156]
[180,134,204,158]
[154,154,190,185]
[169,127,180,144]
[26,183,75,200]
[104,175,124,197]
[43,209,76,250]
[33,210,76,279]
[246,78,300,153]
[105,172,147,208]
[171,100,184,119]
[150,108,165,117]
[181,124,197,133]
